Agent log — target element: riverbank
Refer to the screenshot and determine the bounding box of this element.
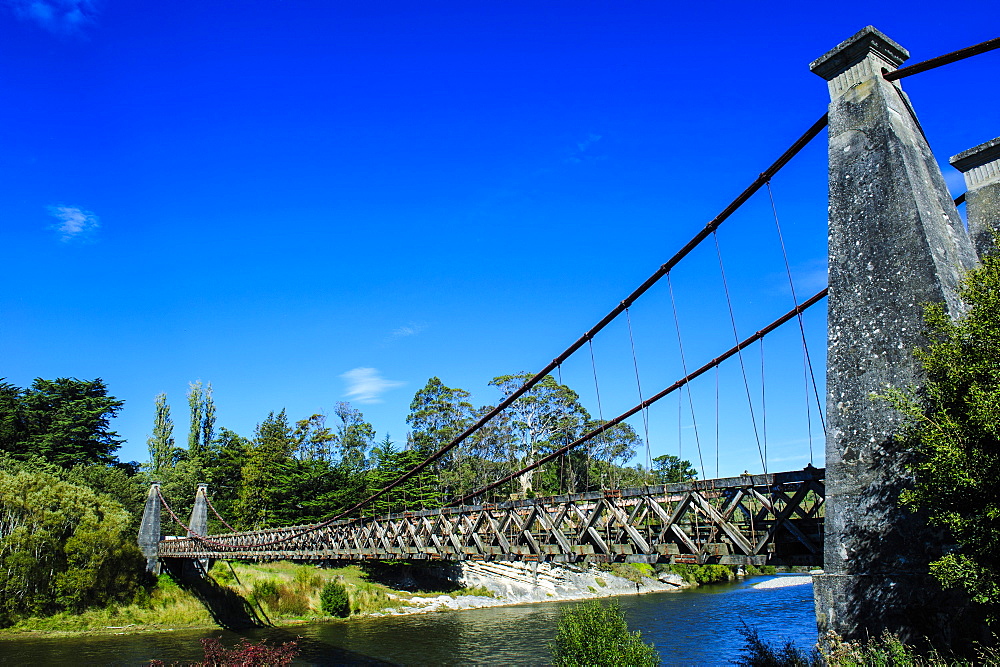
[0,559,743,639]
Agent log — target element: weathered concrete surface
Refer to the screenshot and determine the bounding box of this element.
[138,482,162,573]
[810,26,979,649]
[189,483,209,537]
[951,137,1000,258]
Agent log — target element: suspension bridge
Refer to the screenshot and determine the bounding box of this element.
[139,27,999,647]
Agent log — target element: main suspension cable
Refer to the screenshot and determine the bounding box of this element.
[884,35,1000,81]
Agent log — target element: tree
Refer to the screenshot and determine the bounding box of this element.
[406,377,474,455]
[0,381,25,454]
[883,246,1000,630]
[235,410,296,529]
[147,393,175,479]
[0,469,146,626]
[651,454,698,484]
[489,373,589,496]
[293,413,335,462]
[17,378,124,468]
[186,380,216,458]
[187,381,204,455]
[333,402,375,469]
[585,420,642,489]
[366,440,441,513]
[201,382,216,456]
[550,600,658,667]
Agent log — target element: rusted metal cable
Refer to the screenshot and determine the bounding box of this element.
[205,493,237,533]
[884,36,1000,81]
[449,288,828,507]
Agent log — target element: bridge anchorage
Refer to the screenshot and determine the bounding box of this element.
[145,467,824,567]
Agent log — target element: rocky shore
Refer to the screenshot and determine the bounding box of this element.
[368,560,691,617]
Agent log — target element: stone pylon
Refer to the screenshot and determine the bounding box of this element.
[189,483,209,537]
[138,482,162,574]
[950,138,1000,258]
[809,27,979,648]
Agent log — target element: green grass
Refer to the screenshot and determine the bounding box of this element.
[0,561,406,637]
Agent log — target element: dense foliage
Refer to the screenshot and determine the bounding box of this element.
[0,468,147,626]
[550,599,659,667]
[883,247,1000,631]
[0,377,124,468]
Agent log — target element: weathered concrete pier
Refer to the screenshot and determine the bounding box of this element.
[810,26,981,648]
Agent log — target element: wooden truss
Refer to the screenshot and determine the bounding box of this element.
[157,466,824,566]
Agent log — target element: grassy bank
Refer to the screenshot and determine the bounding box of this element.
[0,561,487,638]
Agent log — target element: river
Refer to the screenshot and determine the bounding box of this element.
[0,575,816,665]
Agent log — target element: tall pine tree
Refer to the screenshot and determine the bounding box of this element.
[147,393,175,478]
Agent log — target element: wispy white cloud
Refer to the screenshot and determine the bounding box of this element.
[385,322,427,343]
[48,205,99,242]
[340,367,405,404]
[565,132,605,165]
[4,0,96,34]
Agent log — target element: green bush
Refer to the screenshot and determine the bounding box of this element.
[551,600,658,667]
[251,579,280,611]
[320,581,350,617]
[670,563,734,585]
[597,561,654,583]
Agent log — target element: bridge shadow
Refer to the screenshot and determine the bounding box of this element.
[161,559,270,631]
[359,559,463,593]
[161,560,394,664]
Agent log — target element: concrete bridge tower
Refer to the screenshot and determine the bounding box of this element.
[951,138,1000,258]
[809,27,980,646]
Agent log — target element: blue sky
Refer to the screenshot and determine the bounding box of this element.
[2,1,998,477]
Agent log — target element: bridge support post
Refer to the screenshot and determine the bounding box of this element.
[809,27,979,648]
[138,482,162,574]
[951,138,1000,258]
[189,483,209,537]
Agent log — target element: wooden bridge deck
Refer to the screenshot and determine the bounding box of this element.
[158,466,824,566]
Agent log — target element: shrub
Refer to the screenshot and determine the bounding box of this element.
[276,584,310,616]
[670,563,734,585]
[292,567,323,591]
[736,622,819,666]
[320,581,350,617]
[151,636,300,666]
[251,579,280,611]
[551,600,658,667]
[597,562,653,583]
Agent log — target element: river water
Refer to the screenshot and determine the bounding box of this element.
[0,576,816,665]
